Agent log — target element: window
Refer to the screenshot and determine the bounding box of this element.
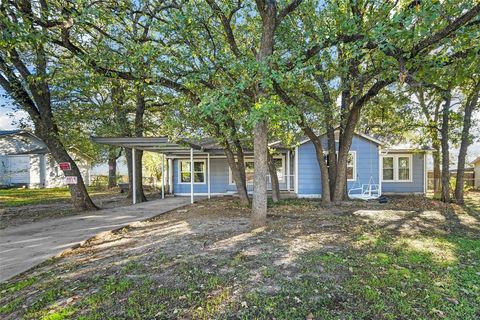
[323,151,356,181]
[229,157,285,185]
[382,157,394,181]
[398,157,410,181]
[382,155,412,182]
[179,160,205,183]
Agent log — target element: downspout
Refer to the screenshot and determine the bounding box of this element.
[294,146,299,195]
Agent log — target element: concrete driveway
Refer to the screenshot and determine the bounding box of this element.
[0,197,194,282]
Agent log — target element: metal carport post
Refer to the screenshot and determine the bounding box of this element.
[207,152,211,199]
[132,148,136,204]
[190,148,194,204]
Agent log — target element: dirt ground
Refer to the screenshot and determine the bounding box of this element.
[1,195,479,319]
[0,191,163,229]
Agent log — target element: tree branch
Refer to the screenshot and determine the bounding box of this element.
[410,4,480,57]
[276,0,303,25]
[205,0,241,57]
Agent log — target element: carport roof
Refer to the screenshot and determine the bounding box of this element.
[91,136,212,155]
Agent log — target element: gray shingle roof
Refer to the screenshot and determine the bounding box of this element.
[0,130,24,136]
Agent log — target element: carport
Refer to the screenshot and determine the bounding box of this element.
[92,137,213,204]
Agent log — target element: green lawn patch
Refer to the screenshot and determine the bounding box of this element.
[0,187,111,208]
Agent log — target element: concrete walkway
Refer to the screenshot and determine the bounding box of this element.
[0,197,194,282]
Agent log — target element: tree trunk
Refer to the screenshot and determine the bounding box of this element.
[39,126,98,210]
[425,117,441,194]
[224,147,250,206]
[313,67,337,198]
[108,156,117,189]
[333,80,392,202]
[326,126,337,199]
[228,118,250,205]
[267,152,280,203]
[455,81,480,204]
[272,83,331,203]
[301,123,331,204]
[107,147,119,189]
[134,149,147,203]
[252,120,269,227]
[333,108,360,202]
[252,0,277,227]
[440,93,452,203]
[432,148,441,193]
[126,91,147,202]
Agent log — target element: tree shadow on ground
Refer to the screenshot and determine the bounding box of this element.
[1,197,479,319]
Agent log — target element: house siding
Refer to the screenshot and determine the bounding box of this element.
[172,157,288,195]
[474,162,480,190]
[297,135,380,196]
[381,154,425,194]
[170,135,426,197]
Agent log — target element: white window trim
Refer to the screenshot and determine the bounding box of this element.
[347,151,356,182]
[381,154,413,182]
[178,159,207,184]
[381,156,395,182]
[323,151,357,181]
[228,156,285,185]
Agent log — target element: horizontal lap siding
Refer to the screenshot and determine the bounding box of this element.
[382,154,424,194]
[173,157,287,194]
[297,136,380,196]
[298,142,321,195]
[353,137,380,188]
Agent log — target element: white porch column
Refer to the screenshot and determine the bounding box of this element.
[190,148,194,204]
[287,150,291,191]
[168,158,173,194]
[132,148,136,204]
[207,153,211,199]
[378,148,382,196]
[161,153,165,199]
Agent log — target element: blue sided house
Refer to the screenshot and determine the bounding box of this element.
[93,132,429,202]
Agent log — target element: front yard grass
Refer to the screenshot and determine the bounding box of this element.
[464,191,480,213]
[0,187,113,208]
[1,194,479,319]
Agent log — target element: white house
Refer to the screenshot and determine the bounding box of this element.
[472,156,480,190]
[0,130,92,188]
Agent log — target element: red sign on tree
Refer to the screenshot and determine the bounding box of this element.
[59,162,71,171]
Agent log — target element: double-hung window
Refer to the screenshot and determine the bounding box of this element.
[323,151,356,181]
[382,157,394,181]
[179,160,205,183]
[382,155,412,182]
